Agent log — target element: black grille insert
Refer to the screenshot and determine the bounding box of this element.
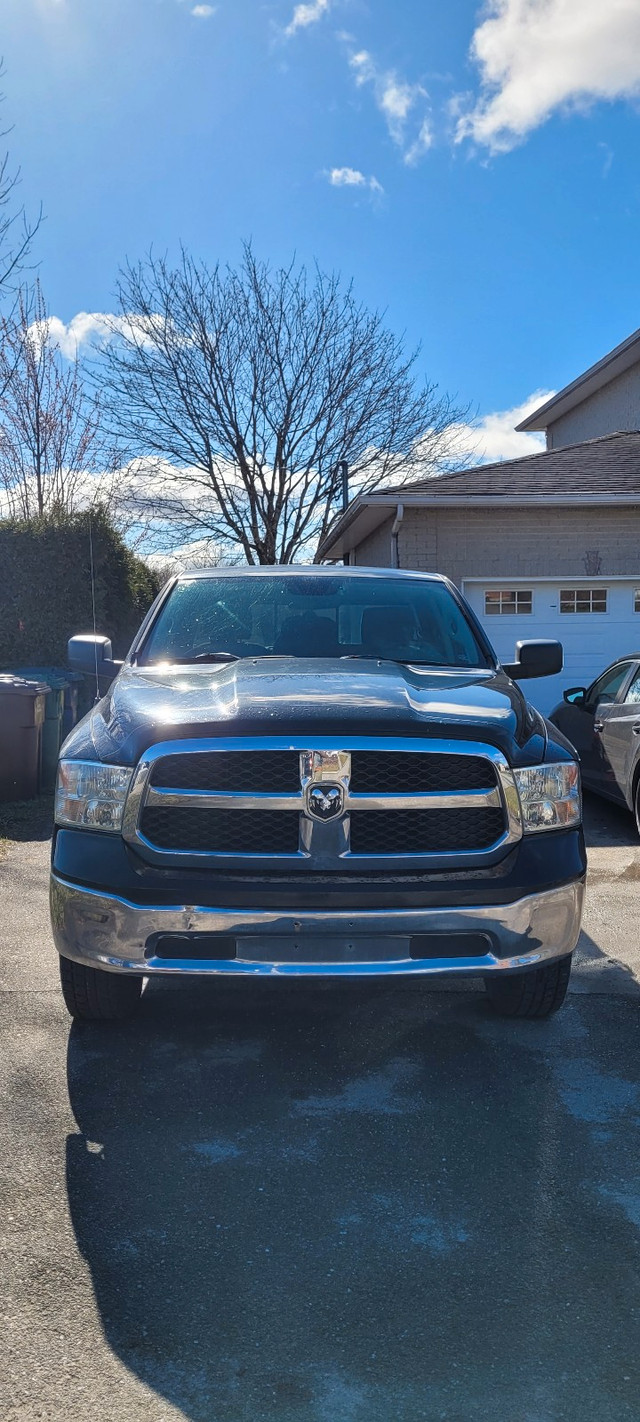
[349,807,505,855]
[149,934,237,960]
[350,751,496,794]
[410,933,493,959]
[140,807,301,854]
[150,750,300,793]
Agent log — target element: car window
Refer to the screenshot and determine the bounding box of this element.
[624,667,640,705]
[138,575,493,669]
[586,662,634,709]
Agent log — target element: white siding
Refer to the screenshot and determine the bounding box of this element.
[547,363,640,448]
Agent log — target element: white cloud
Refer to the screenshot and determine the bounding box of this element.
[29,311,163,358]
[285,0,330,38]
[327,166,384,195]
[457,0,640,152]
[37,312,115,357]
[146,538,223,574]
[348,49,432,164]
[453,391,554,464]
[191,4,215,15]
[404,118,434,166]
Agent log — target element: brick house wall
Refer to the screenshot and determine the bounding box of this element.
[352,517,395,567]
[354,505,640,586]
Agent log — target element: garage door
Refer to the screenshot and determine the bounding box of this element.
[463,579,640,717]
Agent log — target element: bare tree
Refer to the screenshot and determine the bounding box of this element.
[98,246,468,564]
[0,81,40,310]
[0,283,121,520]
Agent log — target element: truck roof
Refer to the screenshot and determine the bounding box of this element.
[176,566,446,582]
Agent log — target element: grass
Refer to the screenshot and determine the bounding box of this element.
[0,795,54,858]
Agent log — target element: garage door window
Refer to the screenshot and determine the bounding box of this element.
[484,590,532,615]
[634,590,640,613]
[560,588,608,614]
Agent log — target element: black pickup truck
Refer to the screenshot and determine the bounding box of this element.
[50,567,585,1022]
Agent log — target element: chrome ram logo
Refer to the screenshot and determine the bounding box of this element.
[307,784,344,821]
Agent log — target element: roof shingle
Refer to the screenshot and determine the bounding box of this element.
[397,430,640,498]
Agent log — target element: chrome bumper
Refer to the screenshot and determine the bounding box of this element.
[50,873,585,978]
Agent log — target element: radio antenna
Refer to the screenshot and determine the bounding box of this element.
[89,515,100,705]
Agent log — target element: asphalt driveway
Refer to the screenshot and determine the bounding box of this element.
[1,793,639,1421]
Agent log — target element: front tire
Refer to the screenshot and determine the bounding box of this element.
[484,955,572,1019]
[634,776,640,840]
[59,956,143,1021]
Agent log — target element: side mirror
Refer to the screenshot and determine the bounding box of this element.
[503,639,563,681]
[563,686,586,706]
[68,634,123,681]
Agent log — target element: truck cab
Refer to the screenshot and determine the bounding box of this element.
[50,567,585,1021]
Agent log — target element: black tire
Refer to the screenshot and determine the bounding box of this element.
[59,955,143,1021]
[484,954,572,1019]
[634,776,640,841]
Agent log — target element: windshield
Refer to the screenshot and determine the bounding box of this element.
[138,574,493,670]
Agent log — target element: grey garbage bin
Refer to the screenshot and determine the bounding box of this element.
[8,664,81,745]
[0,675,49,802]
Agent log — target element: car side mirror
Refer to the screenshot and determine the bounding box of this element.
[503,639,563,681]
[68,634,123,681]
[563,686,586,706]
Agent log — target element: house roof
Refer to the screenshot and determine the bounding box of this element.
[516,327,640,432]
[318,430,640,561]
[396,429,640,497]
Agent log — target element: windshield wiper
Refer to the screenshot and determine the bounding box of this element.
[339,655,454,668]
[170,651,241,664]
[340,654,417,665]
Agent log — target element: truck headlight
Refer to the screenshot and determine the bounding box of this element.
[55,760,134,833]
[513,762,581,833]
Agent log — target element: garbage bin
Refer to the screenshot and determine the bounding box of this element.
[7,666,69,786]
[0,675,49,802]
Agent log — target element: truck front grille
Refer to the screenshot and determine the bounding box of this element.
[349,751,496,794]
[128,738,517,865]
[140,806,300,855]
[349,807,506,856]
[150,750,300,793]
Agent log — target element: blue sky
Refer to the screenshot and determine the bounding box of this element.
[3,0,640,458]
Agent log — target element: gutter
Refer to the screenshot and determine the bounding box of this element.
[390,503,404,568]
[318,491,640,561]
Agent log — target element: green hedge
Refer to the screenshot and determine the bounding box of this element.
[0,509,162,666]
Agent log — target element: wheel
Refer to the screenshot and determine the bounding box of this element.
[484,954,572,1019]
[59,956,143,1021]
[634,776,640,840]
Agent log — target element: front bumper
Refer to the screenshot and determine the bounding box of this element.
[50,873,585,978]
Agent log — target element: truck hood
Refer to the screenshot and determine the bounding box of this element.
[64,657,548,767]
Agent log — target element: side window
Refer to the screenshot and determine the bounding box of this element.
[586,662,634,710]
[624,668,640,705]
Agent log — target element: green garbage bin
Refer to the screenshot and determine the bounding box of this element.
[0,675,48,802]
[12,665,85,737]
[8,666,69,785]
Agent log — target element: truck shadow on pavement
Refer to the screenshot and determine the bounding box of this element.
[65,976,640,1422]
[582,789,636,848]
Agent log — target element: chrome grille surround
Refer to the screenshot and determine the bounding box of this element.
[122,736,523,871]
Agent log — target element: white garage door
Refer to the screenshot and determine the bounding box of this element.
[463,579,640,717]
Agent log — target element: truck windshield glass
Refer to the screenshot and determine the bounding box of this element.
[139,575,492,670]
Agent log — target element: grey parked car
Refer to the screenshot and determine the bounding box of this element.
[550,656,640,834]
